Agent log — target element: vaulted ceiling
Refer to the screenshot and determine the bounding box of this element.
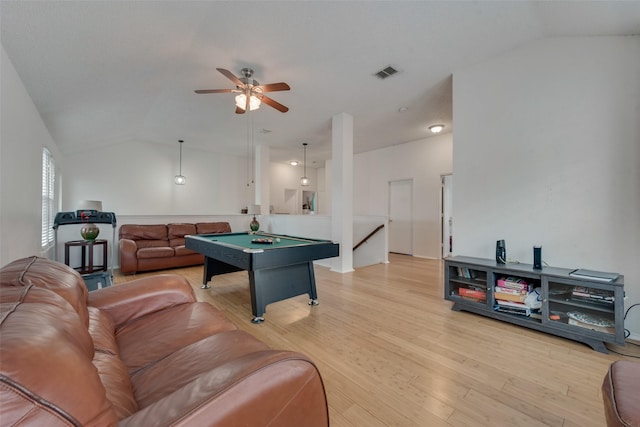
[1,1,638,166]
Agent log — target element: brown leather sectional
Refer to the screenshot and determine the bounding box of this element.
[119,222,231,274]
[602,360,640,426]
[0,256,329,426]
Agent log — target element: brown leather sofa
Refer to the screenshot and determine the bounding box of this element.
[0,256,329,426]
[602,360,640,426]
[119,222,231,274]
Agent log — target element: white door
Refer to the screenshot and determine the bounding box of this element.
[388,179,413,255]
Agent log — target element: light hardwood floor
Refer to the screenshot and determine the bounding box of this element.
[114,254,634,427]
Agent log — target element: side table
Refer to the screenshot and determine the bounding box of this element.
[64,239,107,274]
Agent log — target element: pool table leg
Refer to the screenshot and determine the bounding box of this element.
[307,262,319,306]
[248,261,320,323]
[201,256,243,289]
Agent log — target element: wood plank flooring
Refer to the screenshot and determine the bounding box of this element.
[113,254,635,426]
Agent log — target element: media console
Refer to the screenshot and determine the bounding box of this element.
[444,256,625,353]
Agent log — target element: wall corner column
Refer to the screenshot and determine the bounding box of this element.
[331,113,354,273]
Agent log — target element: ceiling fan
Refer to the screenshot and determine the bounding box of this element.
[195,68,290,114]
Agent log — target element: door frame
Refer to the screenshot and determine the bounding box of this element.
[440,174,453,258]
[388,178,413,255]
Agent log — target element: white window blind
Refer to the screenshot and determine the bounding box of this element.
[41,147,56,248]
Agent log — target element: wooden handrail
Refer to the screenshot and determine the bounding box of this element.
[353,224,385,251]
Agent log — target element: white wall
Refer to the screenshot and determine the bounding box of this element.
[352,133,453,259]
[63,140,251,215]
[269,162,318,214]
[0,46,62,266]
[453,36,640,335]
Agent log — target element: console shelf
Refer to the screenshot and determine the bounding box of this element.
[444,256,625,353]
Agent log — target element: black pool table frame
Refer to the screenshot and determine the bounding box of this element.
[185,233,339,323]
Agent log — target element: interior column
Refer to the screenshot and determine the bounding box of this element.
[331,113,354,273]
[254,145,270,214]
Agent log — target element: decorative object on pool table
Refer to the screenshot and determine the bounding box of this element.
[185,232,340,323]
[194,68,290,114]
[247,204,260,232]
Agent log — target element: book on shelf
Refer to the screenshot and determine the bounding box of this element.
[494,286,528,296]
[496,277,533,292]
[458,287,486,301]
[569,268,619,282]
[570,286,614,307]
[456,267,478,280]
[494,299,531,316]
[494,290,528,303]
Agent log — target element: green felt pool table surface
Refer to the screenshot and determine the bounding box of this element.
[196,232,322,251]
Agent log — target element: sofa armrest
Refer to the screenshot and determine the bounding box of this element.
[119,238,138,274]
[119,352,329,427]
[88,274,196,327]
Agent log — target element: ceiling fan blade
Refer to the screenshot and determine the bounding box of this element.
[217,68,245,87]
[235,106,246,114]
[259,82,290,92]
[194,89,234,94]
[261,95,289,113]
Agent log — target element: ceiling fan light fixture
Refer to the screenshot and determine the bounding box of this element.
[235,94,261,111]
[429,124,444,133]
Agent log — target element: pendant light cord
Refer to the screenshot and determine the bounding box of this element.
[179,140,183,175]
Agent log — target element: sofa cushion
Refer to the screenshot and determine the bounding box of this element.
[0,285,118,426]
[136,239,170,250]
[0,256,89,327]
[88,307,138,420]
[174,245,199,257]
[168,223,196,247]
[196,222,232,234]
[119,224,168,241]
[137,246,174,259]
[115,301,237,373]
[130,330,270,407]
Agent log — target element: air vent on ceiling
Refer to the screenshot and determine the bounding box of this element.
[374,65,398,80]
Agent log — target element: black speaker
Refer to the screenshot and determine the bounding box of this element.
[496,240,506,264]
[533,246,542,269]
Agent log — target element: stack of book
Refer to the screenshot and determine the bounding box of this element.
[571,286,614,306]
[494,277,533,316]
[458,287,486,302]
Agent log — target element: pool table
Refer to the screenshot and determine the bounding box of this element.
[185,232,339,323]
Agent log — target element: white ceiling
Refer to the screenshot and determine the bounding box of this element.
[1,1,639,167]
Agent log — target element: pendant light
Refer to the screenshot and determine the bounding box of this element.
[174,139,186,185]
[300,143,310,186]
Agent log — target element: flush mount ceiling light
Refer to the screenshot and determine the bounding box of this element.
[429,124,444,133]
[174,139,186,185]
[290,160,299,166]
[300,143,310,186]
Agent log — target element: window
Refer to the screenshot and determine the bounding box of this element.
[41,147,56,249]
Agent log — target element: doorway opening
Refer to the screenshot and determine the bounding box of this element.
[388,179,413,255]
